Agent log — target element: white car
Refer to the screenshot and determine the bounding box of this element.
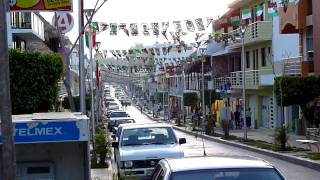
[150,156,286,180]
[112,123,186,179]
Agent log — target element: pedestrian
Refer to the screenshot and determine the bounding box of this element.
[245,108,252,128]
[234,110,240,129]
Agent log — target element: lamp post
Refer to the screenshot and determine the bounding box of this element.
[199,47,207,129]
[94,42,101,123]
[240,24,248,140]
[84,8,95,142]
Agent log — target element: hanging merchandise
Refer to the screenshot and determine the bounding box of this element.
[151,23,160,37]
[99,22,109,32]
[185,20,195,32]
[149,48,156,55]
[195,32,205,41]
[268,1,278,17]
[155,48,160,56]
[122,50,127,56]
[241,8,251,20]
[195,18,205,31]
[256,4,264,17]
[119,23,130,36]
[130,23,139,36]
[206,17,214,28]
[115,50,122,57]
[280,0,289,13]
[162,47,168,55]
[110,23,118,35]
[110,50,117,57]
[173,21,183,33]
[142,48,149,55]
[85,26,96,48]
[92,22,99,32]
[128,49,134,54]
[161,22,169,40]
[142,23,150,36]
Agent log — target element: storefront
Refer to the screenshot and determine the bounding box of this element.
[0,112,90,180]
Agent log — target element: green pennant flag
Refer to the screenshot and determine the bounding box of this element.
[256,5,264,16]
[268,1,278,17]
[241,8,251,20]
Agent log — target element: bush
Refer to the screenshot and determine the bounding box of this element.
[9,50,64,114]
[220,120,230,137]
[94,125,111,168]
[184,92,198,108]
[205,115,215,135]
[273,126,288,151]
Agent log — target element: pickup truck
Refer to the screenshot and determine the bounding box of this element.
[112,123,186,179]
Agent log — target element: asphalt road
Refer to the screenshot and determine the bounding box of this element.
[123,105,320,180]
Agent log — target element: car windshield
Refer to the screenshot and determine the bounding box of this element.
[110,112,127,118]
[171,168,284,180]
[121,127,177,146]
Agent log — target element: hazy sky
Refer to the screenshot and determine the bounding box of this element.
[42,0,233,52]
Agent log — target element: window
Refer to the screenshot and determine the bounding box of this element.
[306,26,313,61]
[27,166,50,174]
[246,51,250,68]
[307,0,313,15]
[261,48,266,67]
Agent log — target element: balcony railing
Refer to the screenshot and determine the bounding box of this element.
[213,77,231,90]
[274,57,302,75]
[231,70,260,88]
[227,21,272,47]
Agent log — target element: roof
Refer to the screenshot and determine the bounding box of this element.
[11,112,88,123]
[191,43,225,57]
[164,156,274,172]
[121,123,172,130]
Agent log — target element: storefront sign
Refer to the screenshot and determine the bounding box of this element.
[9,0,72,12]
[0,120,88,144]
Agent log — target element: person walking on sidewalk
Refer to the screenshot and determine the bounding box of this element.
[245,108,252,128]
[234,110,240,129]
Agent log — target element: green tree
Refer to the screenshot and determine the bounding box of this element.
[9,50,63,114]
[62,95,91,111]
[274,76,320,131]
[183,92,198,110]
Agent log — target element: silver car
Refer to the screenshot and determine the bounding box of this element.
[150,156,286,180]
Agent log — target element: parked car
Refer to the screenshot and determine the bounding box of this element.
[111,117,136,133]
[150,156,286,180]
[112,123,186,179]
[107,111,130,130]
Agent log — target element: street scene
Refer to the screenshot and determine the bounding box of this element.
[1,0,320,180]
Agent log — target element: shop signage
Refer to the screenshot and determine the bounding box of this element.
[9,0,72,12]
[0,120,87,144]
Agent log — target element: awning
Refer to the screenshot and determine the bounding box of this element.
[210,47,240,57]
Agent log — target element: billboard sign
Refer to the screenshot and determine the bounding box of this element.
[0,120,89,144]
[9,0,72,12]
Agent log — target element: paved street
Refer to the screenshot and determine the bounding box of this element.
[123,105,320,180]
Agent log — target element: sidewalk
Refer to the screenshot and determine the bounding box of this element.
[141,109,320,171]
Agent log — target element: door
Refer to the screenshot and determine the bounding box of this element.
[262,96,270,128]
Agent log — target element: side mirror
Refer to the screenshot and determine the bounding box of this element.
[112,142,119,148]
[179,138,186,145]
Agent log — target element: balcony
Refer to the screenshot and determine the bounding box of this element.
[10,12,45,41]
[274,57,302,76]
[227,21,272,47]
[213,77,231,90]
[231,70,260,89]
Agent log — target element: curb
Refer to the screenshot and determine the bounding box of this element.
[141,111,320,172]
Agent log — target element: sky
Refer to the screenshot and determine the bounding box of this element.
[41,0,233,53]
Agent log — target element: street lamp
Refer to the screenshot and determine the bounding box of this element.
[199,47,207,130]
[240,24,248,140]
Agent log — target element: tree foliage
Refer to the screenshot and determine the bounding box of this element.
[62,95,91,111]
[203,90,220,106]
[274,76,320,106]
[9,50,64,114]
[183,92,198,108]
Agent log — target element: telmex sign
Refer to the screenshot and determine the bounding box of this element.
[0,120,88,144]
[9,0,72,12]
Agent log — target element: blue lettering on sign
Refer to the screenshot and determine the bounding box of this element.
[0,121,80,144]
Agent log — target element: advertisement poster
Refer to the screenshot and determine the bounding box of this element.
[9,0,72,12]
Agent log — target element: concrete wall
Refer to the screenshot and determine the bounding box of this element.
[0,142,88,180]
[272,15,299,61]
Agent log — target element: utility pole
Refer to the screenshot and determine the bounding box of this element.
[79,0,86,114]
[0,1,16,180]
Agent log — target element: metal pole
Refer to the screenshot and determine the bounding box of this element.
[0,3,16,179]
[182,70,185,125]
[79,0,86,113]
[202,57,206,129]
[89,25,95,140]
[241,35,247,140]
